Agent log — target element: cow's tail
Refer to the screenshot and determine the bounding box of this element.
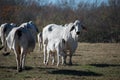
[11,28,22,51]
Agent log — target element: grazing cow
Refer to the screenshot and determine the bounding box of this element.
[42,20,87,65]
[0,23,16,54]
[46,38,66,66]
[6,26,35,72]
[37,32,43,50]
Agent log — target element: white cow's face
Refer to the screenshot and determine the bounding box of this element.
[71,20,82,35]
[73,20,87,35]
[74,20,81,35]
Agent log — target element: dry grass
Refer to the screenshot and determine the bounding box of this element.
[0,43,120,80]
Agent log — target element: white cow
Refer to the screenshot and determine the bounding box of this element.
[37,32,43,50]
[0,23,16,54]
[42,20,87,65]
[46,38,66,66]
[6,26,35,72]
[5,21,38,72]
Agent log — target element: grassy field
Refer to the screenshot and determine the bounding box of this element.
[0,43,120,80]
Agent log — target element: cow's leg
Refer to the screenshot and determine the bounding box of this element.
[21,54,26,70]
[14,50,21,72]
[51,53,55,65]
[1,36,4,48]
[2,36,6,52]
[43,44,47,64]
[61,56,66,65]
[64,55,67,65]
[61,52,67,65]
[57,55,60,66]
[1,37,10,56]
[21,49,26,70]
[4,40,8,53]
[40,43,41,50]
[68,52,73,65]
[61,56,64,65]
[46,50,50,65]
[57,49,60,66]
[2,41,10,56]
[40,42,43,50]
[0,33,7,50]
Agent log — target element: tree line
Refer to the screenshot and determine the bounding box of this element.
[0,0,120,43]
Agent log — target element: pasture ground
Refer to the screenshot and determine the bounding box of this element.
[0,43,120,80]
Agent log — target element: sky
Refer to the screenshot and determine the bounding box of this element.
[46,0,108,4]
[38,0,108,9]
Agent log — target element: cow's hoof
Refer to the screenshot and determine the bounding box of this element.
[68,62,73,66]
[17,68,22,72]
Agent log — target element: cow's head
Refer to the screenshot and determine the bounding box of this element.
[70,20,87,35]
[28,21,39,33]
[10,23,17,27]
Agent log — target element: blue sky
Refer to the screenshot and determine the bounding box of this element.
[38,0,108,9]
[46,0,108,4]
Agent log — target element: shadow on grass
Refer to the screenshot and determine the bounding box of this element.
[36,66,57,72]
[48,69,102,76]
[37,66,57,70]
[0,66,33,71]
[0,66,16,70]
[90,64,120,67]
[73,54,82,56]
[2,52,10,56]
[25,66,34,71]
[0,46,4,50]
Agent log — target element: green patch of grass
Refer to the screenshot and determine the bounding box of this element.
[0,43,120,80]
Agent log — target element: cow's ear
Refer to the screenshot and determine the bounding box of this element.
[70,25,75,31]
[81,25,87,31]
